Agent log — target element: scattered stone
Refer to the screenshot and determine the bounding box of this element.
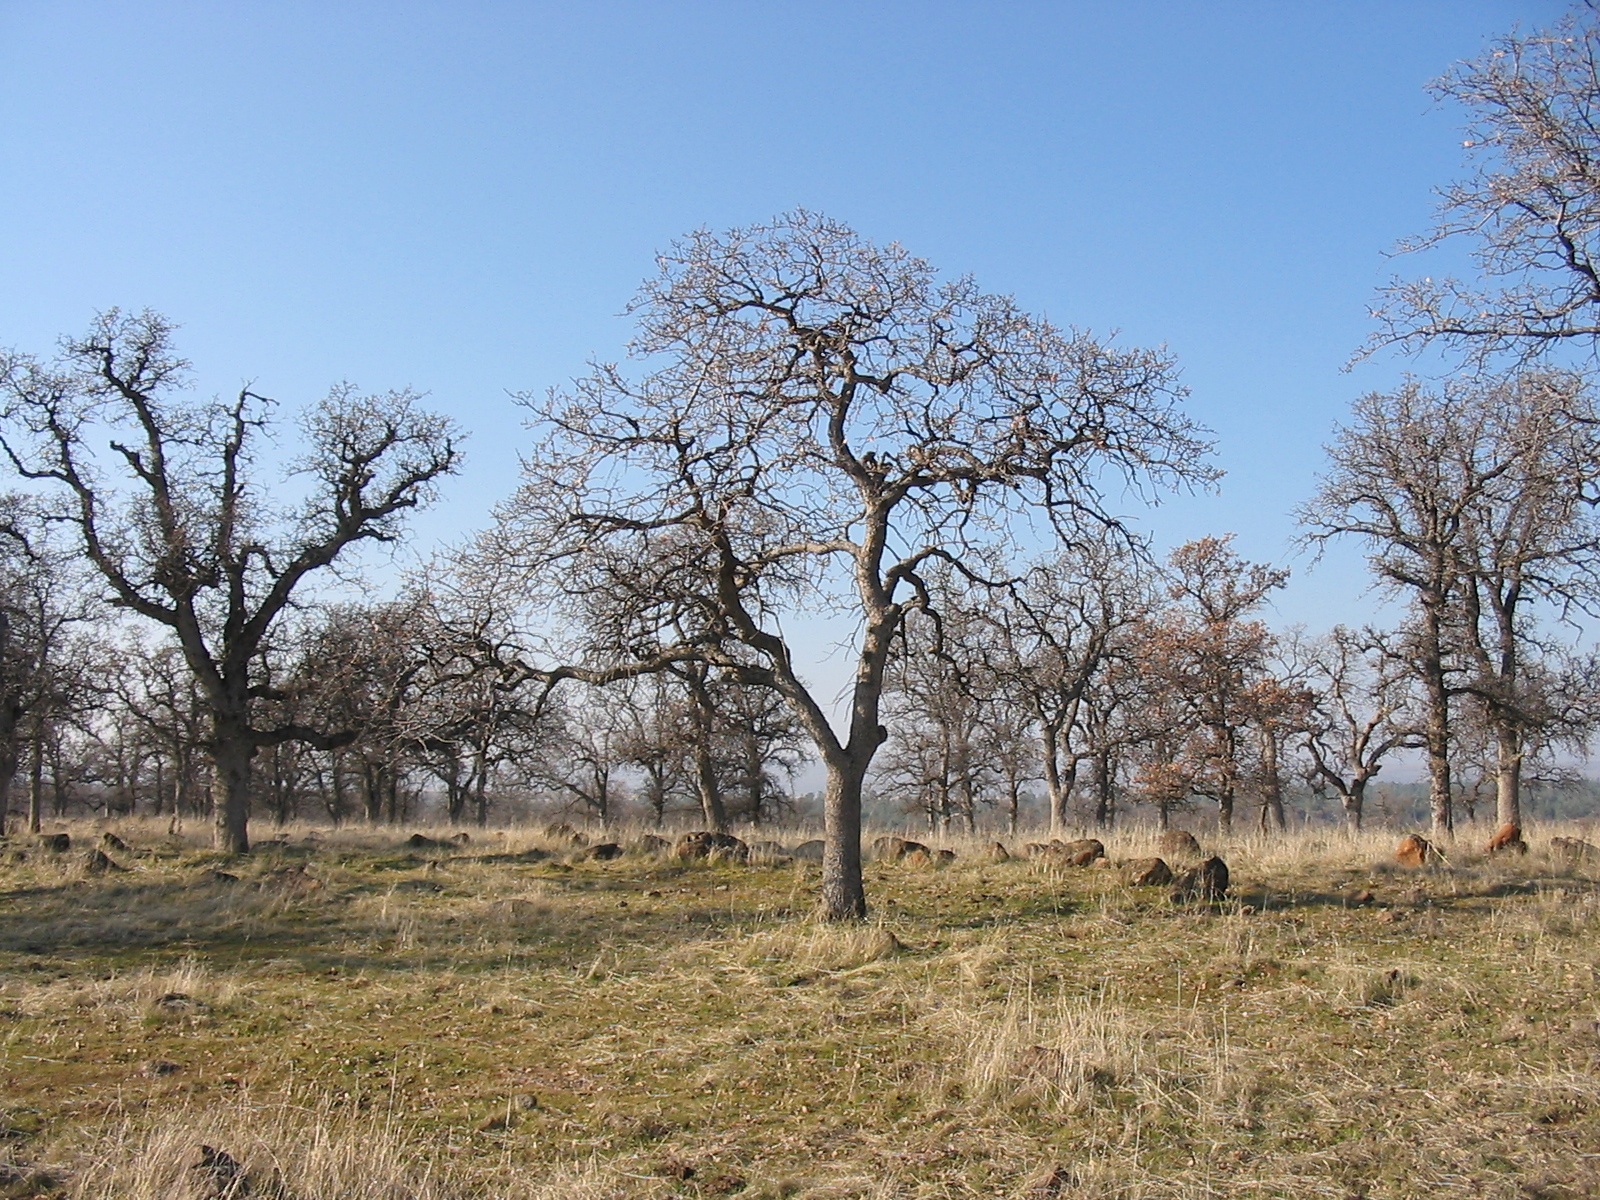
[790,839,825,862]
[746,839,790,863]
[189,1144,246,1199]
[1123,856,1172,887]
[101,832,130,852]
[83,848,126,874]
[1395,834,1434,868]
[141,1058,182,1077]
[544,822,589,847]
[580,842,624,862]
[1486,822,1527,854]
[1169,856,1229,903]
[1551,836,1599,862]
[872,836,934,862]
[1021,1164,1078,1199]
[1158,829,1203,860]
[673,831,750,863]
[985,841,1011,862]
[37,833,70,853]
[1041,838,1104,867]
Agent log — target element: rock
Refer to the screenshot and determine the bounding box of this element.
[1022,842,1050,858]
[83,848,125,874]
[1040,838,1104,867]
[673,831,750,863]
[872,836,929,863]
[1169,855,1229,903]
[406,833,446,850]
[1551,836,1599,862]
[746,839,790,862]
[1395,834,1434,868]
[37,833,70,853]
[1158,829,1203,860]
[544,821,588,847]
[1123,856,1172,887]
[1487,822,1527,854]
[985,841,1011,862]
[790,839,825,861]
[631,834,673,856]
[579,842,624,862]
[1021,1164,1078,1199]
[189,1144,246,1199]
[101,832,130,852]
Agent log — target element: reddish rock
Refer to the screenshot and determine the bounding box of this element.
[1124,856,1172,887]
[1157,829,1203,860]
[673,831,750,863]
[1395,834,1433,868]
[873,836,930,863]
[1170,855,1229,902]
[1487,822,1527,854]
[1041,838,1104,867]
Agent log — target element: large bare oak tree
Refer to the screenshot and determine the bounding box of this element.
[504,212,1215,920]
[0,310,459,852]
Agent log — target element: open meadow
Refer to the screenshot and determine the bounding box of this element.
[1,820,1599,1200]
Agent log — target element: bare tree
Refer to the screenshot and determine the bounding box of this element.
[1154,536,1289,832]
[1299,626,1420,832]
[504,212,1215,919]
[1304,375,1600,836]
[1454,373,1600,827]
[985,545,1152,833]
[1301,384,1480,839]
[0,311,459,852]
[1368,6,1600,368]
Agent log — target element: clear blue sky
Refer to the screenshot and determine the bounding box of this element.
[0,1,1570,634]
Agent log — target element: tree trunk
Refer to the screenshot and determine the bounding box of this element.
[1042,721,1067,833]
[1494,720,1522,829]
[1342,781,1365,833]
[474,750,490,827]
[28,734,44,834]
[212,733,254,854]
[1091,750,1112,828]
[820,756,867,921]
[1420,601,1453,840]
[1259,730,1286,833]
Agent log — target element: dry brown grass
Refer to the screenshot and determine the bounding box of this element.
[3,817,1600,1198]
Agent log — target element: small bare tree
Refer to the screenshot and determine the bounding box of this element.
[0,311,459,852]
[505,212,1215,919]
[1299,626,1421,832]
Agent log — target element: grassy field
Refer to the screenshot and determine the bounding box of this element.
[1,818,1599,1199]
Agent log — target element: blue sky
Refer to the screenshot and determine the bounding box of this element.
[0,1,1570,636]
